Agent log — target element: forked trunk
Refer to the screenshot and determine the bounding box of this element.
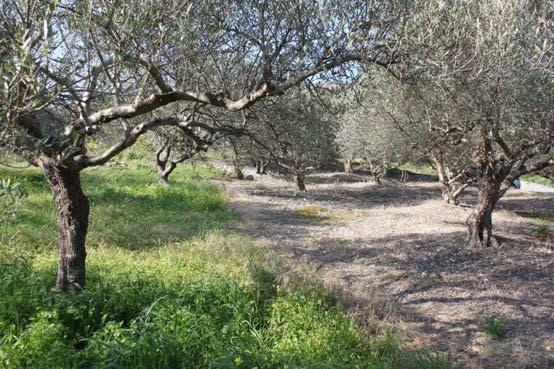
[344,157,352,174]
[259,159,269,174]
[373,174,381,185]
[156,146,177,185]
[369,164,382,185]
[39,158,89,290]
[433,153,456,204]
[255,159,268,174]
[157,160,176,185]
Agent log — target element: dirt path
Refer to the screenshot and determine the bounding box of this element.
[223,166,554,369]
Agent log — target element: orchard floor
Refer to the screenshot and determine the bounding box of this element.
[222,166,554,369]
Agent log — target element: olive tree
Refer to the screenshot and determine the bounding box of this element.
[152,107,245,184]
[400,1,553,247]
[245,89,339,191]
[336,80,412,183]
[365,73,477,202]
[0,0,403,289]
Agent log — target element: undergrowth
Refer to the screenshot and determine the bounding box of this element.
[0,160,454,369]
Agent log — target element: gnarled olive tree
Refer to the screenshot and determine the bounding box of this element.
[400,1,553,247]
[0,0,402,289]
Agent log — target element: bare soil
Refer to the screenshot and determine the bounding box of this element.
[220,165,553,369]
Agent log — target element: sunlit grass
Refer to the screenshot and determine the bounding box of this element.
[0,162,451,369]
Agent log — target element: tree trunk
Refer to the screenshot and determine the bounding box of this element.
[467,179,497,248]
[260,159,269,175]
[234,164,245,180]
[156,146,177,185]
[433,152,455,204]
[344,157,352,174]
[157,160,176,185]
[372,173,382,185]
[295,170,306,191]
[39,158,89,290]
[466,131,498,248]
[370,164,382,185]
[256,160,262,174]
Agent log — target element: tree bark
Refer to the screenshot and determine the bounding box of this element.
[433,152,456,204]
[466,131,499,248]
[39,158,89,290]
[156,146,178,185]
[255,159,269,174]
[157,159,176,185]
[344,157,352,174]
[467,178,497,248]
[259,159,269,174]
[373,173,382,185]
[234,164,245,180]
[295,170,306,191]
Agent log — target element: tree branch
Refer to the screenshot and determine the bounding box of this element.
[74,117,192,169]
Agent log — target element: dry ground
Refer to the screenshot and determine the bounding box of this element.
[219,165,553,369]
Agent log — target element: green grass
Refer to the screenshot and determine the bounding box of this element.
[521,174,554,187]
[481,315,508,340]
[397,163,437,176]
[0,161,451,369]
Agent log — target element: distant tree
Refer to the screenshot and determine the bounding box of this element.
[361,72,477,202]
[151,107,244,184]
[247,90,339,191]
[336,81,411,183]
[0,0,403,289]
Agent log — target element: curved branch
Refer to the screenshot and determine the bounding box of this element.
[74,52,383,133]
[74,117,191,169]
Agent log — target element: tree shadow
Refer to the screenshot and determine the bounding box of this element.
[309,231,553,368]
[497,193,554,218]
[239,181,442,210]
[87,185,235,250]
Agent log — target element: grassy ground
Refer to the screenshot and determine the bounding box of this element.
[0,161,451,369]
[521,174,554,187]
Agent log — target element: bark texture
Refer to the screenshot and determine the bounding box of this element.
[295,171,306,191]
[234,164,245,180]
[466,133,499,248]
[256,159,269,174]
[40,158,89,290]
[156,146,177,185]
[344,158,352,174]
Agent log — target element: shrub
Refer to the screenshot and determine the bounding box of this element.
[482,315,508,339]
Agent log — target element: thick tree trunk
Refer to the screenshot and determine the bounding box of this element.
[344,157,352,174]
[467,180,497,248]
[39,158,89,290]
[466,131,499,248]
